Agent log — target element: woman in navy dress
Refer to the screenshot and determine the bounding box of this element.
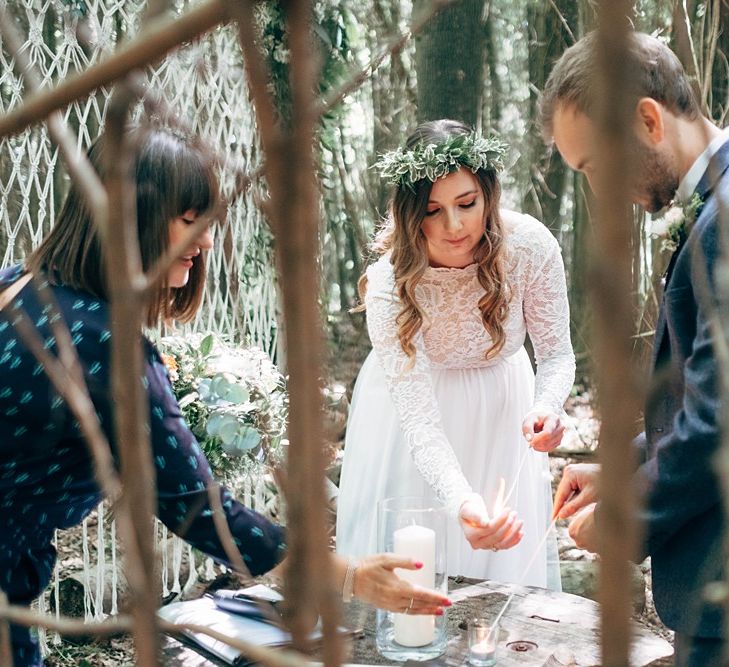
[0,127,449,666]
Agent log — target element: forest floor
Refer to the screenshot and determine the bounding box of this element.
[42,314,672,665]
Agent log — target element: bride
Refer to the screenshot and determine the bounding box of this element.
[336,119,575,588]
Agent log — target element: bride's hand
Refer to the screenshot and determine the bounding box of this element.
[458,496,524,552]
[521,409,565,452]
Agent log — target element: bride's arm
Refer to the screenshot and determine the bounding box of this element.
[365,261,522,549]
[520,222,576,445]
[364,259,478,517]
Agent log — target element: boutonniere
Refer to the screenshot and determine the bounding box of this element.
[647,193,704,253]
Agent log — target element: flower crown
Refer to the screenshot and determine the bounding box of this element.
[373,132,508,191]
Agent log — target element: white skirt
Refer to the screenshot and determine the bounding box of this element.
[336,346,560,589]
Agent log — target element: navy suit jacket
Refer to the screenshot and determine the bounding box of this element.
[632,138,729,637]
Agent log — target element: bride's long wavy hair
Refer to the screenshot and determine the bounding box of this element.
[358,119,510,360]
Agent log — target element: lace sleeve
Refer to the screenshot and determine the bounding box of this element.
[365,259,476,517]
[522,227,576,414]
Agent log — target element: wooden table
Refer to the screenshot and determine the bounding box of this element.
[161,578,673,666]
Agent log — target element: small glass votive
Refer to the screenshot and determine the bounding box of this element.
[467,618,498,667]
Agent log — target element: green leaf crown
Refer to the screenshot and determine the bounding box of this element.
[373,133,509,190]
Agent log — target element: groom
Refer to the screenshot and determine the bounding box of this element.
[541,31,729,666]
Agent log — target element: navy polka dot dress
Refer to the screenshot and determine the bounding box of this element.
[0,266,286,666]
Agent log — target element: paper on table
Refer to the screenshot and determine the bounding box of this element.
[159,592,360,666]
[158,596,297,665]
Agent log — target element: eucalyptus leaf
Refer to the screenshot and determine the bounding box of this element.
[200,334,214,357]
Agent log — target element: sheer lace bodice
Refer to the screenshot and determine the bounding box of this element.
[364,211,575,514]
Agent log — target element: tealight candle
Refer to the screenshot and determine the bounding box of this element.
[468,618,498,667]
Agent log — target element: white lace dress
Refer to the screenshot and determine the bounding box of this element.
[336,212,575,588]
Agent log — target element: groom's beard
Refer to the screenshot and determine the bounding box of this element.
[631,141,679,214]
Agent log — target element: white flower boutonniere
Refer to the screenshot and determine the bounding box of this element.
[647,193,704,253]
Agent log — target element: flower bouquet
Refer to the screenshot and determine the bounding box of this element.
[158,333,288,485]
[647,193,704,253]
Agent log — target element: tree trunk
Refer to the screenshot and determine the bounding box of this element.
[482,3,501,129]
[369,0,415,216]
[522,0,577,230]
[571,174,593,382]
[414,0,486,126]
[709,0,729,124]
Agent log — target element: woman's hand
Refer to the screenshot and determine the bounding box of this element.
[567,502,598,552]
[350,554,452,615]
[521,409,565,452]
[458,496,523,552]
[552,463,600,519]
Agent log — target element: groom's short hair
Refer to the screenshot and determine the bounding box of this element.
[540,31,701,141]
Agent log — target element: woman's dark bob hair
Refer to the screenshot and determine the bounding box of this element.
[27,126,218,325]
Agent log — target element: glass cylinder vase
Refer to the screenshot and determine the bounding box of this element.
[376,497,448,662]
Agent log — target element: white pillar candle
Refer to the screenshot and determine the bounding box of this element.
[392,523,436,647]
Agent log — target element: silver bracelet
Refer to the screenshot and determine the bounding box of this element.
[342,557,359,603]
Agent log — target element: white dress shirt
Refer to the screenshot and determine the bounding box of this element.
[676,126,729,203]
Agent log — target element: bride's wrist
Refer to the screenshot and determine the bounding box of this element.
[457,492,485,517]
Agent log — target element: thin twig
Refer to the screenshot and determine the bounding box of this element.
[0,603,132,637]
[593,4,642,665]
[0,591,12,667]
[231,1,340,658]
[701,0,721,109]
[547,0,576,44]
[161,620,310,667]
[0,600,310,667]
[104,83,160,667]
[671,0,703,109]
[6,303,121,505]
[206,482,253,580]
[286,0,343,660]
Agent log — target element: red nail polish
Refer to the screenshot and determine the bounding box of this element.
[414,561,424,569]
[444,599,453,607]
[435,608,444,616]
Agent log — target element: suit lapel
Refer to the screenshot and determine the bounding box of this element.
[695,138,729,202]
[651,137,729,368]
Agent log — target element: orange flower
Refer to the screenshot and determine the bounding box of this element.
[161,353,179,381]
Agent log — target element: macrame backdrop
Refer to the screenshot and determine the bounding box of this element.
[0,0,280,650]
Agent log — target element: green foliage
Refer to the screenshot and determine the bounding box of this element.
[158,334,288,482]
[254,0,355,125]
[373,133,509,191]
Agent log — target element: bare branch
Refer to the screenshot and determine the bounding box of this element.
[593,2,642,664]
[0,603,132,637]
[231,1,342,658]
[547,0,576,44]
[0,600,311,667]
[230,3,284,208]
[206,482,253,580]
[286,1,343,662]
[160,620,311,667]
[701,0,722,109]
[0,0,231,139]
[7,300,121,503]
[671,0,703,108]
[0,591,12,667]
[103,84,160,666]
